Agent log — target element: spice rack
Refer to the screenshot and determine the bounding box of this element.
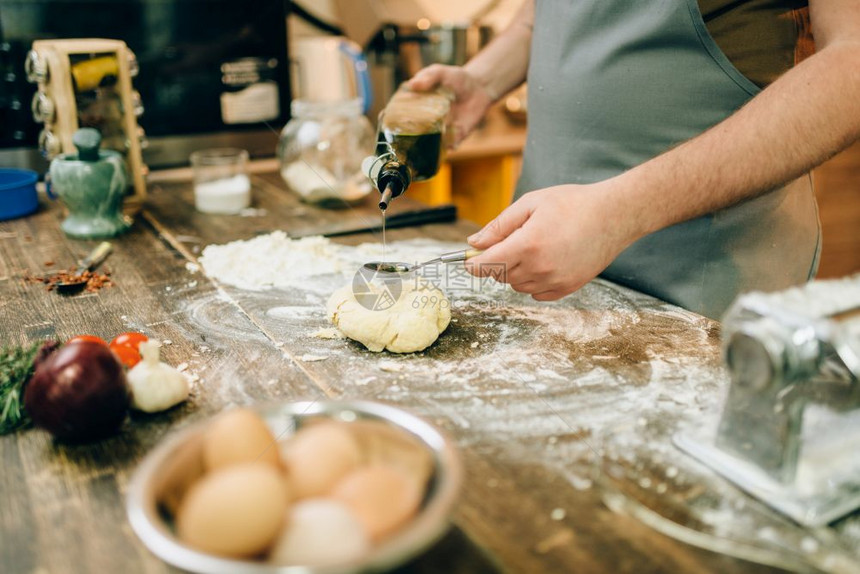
[25,38,147,213]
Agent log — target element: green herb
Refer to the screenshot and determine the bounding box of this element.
[0,341,42,435]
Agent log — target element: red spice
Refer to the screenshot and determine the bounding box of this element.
[24,268,114,293]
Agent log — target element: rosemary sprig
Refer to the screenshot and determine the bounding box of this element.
[0,341,42,435]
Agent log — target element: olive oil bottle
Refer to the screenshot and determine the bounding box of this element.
[363,86,452,209]
[375,130,443,183]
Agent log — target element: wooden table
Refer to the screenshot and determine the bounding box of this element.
[0,172,783,573]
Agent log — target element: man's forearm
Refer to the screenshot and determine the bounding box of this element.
[614,36,860,242]
[463,0,534,100]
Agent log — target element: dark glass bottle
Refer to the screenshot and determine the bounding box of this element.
[376,130,443,183]
[364,87,452,209]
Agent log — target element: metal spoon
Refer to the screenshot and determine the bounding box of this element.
[363,248,483,274]
[56,241,113,294]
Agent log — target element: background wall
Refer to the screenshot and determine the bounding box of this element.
[288,0,520,42]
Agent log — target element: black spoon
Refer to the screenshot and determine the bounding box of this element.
[56,242,113,295]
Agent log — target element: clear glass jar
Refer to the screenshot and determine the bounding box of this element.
[278,98,374,206]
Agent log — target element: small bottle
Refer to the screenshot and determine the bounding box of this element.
[70,55,119,93]
[363,86,452,209]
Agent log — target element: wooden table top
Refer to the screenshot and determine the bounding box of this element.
[0,171,785,574]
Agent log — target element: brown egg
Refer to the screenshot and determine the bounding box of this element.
[177,462,289,558]
[331,465,423,541]
[203,408,281,471]
[280,422,362,498]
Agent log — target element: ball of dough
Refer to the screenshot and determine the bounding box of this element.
[327,277,450,353]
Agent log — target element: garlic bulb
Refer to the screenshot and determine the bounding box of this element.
[128,340,189,413]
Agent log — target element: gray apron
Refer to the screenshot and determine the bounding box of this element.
[516,0,820,319]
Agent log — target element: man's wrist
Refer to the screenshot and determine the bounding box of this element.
[462,63,501,102]
[601,170,664,246]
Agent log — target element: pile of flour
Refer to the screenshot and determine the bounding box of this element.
[197,231,475,294]
[197,232,345,291]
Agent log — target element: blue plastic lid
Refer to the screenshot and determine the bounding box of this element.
[0,168,40,221]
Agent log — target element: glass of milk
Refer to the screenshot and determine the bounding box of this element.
[189,148,251,214]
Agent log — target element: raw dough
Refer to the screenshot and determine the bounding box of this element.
[327,278,450,353]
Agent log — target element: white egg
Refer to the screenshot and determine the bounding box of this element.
[268,499,370,566]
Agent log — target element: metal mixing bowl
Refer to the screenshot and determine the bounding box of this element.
[126,400,462,574]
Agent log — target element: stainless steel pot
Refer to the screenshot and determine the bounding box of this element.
[415,24,493,69]
[392,23,494,83]
[366,23,493,120]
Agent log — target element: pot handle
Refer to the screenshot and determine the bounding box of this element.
[338,40,373,114]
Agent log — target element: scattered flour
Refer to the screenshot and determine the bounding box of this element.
[311,327,345,340]
[753,272,860,319]
[378,360,402,373]
[267,306,321,319]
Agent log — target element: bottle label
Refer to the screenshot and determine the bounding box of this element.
[220,82,280,124]
[220,58,280,124]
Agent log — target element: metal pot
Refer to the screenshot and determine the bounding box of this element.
[418,24,493,68]
[400,24,493,78]
[364,23,493,121]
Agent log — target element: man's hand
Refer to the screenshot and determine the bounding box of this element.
[406,65,495,147]
[464,182,640,300]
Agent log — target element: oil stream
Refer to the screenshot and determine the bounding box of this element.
[381,209,386,264]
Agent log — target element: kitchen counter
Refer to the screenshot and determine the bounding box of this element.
[0,171,783,574]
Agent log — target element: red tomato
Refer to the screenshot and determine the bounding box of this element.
[110,332,148,351]
[109,343,142,368]
[67,335,108,346]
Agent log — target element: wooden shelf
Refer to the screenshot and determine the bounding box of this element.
[814,141,860,278]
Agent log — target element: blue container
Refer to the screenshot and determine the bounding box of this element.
[0,168,39,221]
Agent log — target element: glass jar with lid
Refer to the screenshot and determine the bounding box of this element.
[278,98,374,206]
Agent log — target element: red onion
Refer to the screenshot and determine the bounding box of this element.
[24,341,129,441]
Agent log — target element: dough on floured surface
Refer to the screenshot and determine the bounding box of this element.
[327,278,450,353]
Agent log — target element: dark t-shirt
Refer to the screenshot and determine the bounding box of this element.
[699,0,813,87]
